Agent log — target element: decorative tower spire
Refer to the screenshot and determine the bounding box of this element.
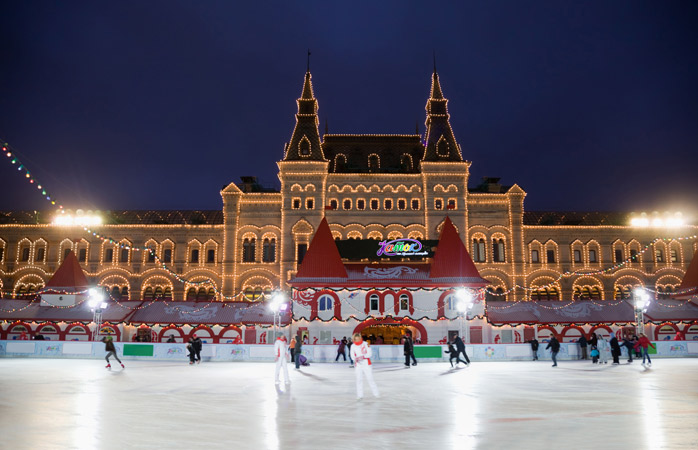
[283,65,325,161]
[422,66,462,162]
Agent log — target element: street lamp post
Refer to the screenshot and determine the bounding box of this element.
[269,292,288,341]
[87,287,108,341]
[633,287,650,336]
[455,289,474,343]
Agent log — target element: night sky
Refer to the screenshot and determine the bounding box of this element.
[1,1,697,216]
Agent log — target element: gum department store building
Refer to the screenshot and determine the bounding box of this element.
[1,68,696,344]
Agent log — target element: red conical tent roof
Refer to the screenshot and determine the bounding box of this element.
[677,248,698,299]
[295,217,347,279]
[44,250,89,292]
[430,216,487,285]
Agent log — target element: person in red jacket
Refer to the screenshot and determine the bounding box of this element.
[638,333,656,366]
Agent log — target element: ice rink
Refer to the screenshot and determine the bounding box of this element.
[1,358,697,449]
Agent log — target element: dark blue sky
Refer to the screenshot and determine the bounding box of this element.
[1,1,696,214]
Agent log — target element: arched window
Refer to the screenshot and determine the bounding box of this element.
[243,238,256,262]
[334,154,347,172]
[437,136,449,157]
[399,294,409,311]
[445,294,456,310]
[318,295,333,311]
[492,238,505,262]
[589,249,597,263]
[144,287,154,301]
[368,154,379,173]
[262,238,276,263]
[549,287,560,300]
[154,287,164,299]
[472,239,486,262]
[164,287,173,300]
[573,250,582,263]
[197,288,207,301]
[121,286,129,300]
[299,137,311,156]
[35,248,45,263]
[400,154,413,171]
[186,288,197,301]
[531,249,540,263]
[369,294,379,311]
[111,286,121,300]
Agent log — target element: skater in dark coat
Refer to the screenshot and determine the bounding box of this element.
[445,341,466,367]
[103,336,124,369]
[453,335,471,365]
[188,336,202,365]
[610,335,622,364]
[622,336,634,363]
[335,337,347,362]
[546,336,560,367]
[528,338,539,361]
[578,335,588,360]
[403,333,417,367]
[294,332,303,369]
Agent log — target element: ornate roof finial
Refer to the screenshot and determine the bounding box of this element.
[307,48,311,73]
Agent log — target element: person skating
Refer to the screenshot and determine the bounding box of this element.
[166,335,176,343]
[274,335,290,384]
[610,334,622,364]
[528,338,539,361]
[350,333,379,400]
[294,332,303,370]
[335,337,347,362]
[403,332,417,367]
[546,335,560,367]
[188,336,202,365]
[102,336,124,369]
[347,337,354,367]
[622,336,634,363]
[638,333,656,366]
[445,340,466,367]
[578,334,588,360]
[597,333,609,364]
[289,336,296,363]
[453,334,471,366]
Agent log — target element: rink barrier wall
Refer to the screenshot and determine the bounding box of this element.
[1,340,697,362]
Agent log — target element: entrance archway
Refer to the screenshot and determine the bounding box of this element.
[353,318,428,344]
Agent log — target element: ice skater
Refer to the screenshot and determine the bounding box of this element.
[347,337,354,367]
[350,333,379,400]
[638,333,655,366]
[403,332,417,367]
[610,334,621,365]
[294,332,303,370]
[453,334,471,366]
[527,338,539,361]
[445,340,466,367]
[102,336,124,369]
[597,333,609,364]
[188,335,202,365]
[546,335,560,367]
[274,334,290,384]
[335,337,347,362]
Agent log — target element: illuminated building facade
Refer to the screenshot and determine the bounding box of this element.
[0,68,696,343]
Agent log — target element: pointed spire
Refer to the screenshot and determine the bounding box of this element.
[283,64,325,161]
[423,64,462,162]
[676,248,698,299]
[295,218,347,279]
[44,251,89,292]
[430,217,487,285]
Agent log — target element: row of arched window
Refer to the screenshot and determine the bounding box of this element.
[472,238,506,263]
[242,238,277,263]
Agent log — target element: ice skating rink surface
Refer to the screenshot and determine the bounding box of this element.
[1,358,697,450]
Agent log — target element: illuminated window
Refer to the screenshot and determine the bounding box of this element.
[546,250,555,264]
[655,249,664,263]
[434,199,443,210]
[411,199,420,210]
[400,154,413,171]
[105,248,113,263]
[531,249,539,263]
[399,294,409,311]
[292,198,301,209]
[120,249,129,263]
[79,248,87,262]
[397,199,406,210]
[299,138,310,156]
[147,248,156,263]
[670,249,678,263]
[492,239,505,262]
[242,238,256,262]
[20,247,30,262]
[369,294,379,311]
[615,249,623,263]
[384,199,393,210]
[64,248,71,260]
[207,249,215,263]
[35,248,45,262]
[472,239,486,262]
[589,249,597,263]
[629,249,638,261]
[447,199,456,210]
[368,155,379,173]
[163,248,172,263]
[357,199,366,210]
[263,238,276,263]
[573,250,582,263]
[318,295,333,311]
[343,199,352,210]
[329,199,338,210]
[306,198,314,210]
[190,249,199,263]
[370,199,379,210]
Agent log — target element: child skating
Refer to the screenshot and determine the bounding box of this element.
[274,334,291,384]
[445,341,466,368]
[102,336,124,369]
[349,333,379,400]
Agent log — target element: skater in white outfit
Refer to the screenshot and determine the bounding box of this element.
[597,333,609,364]
[349,333,379,400]
[274,335,290,384]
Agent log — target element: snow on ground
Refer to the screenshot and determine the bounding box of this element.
[0,358,697,449]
